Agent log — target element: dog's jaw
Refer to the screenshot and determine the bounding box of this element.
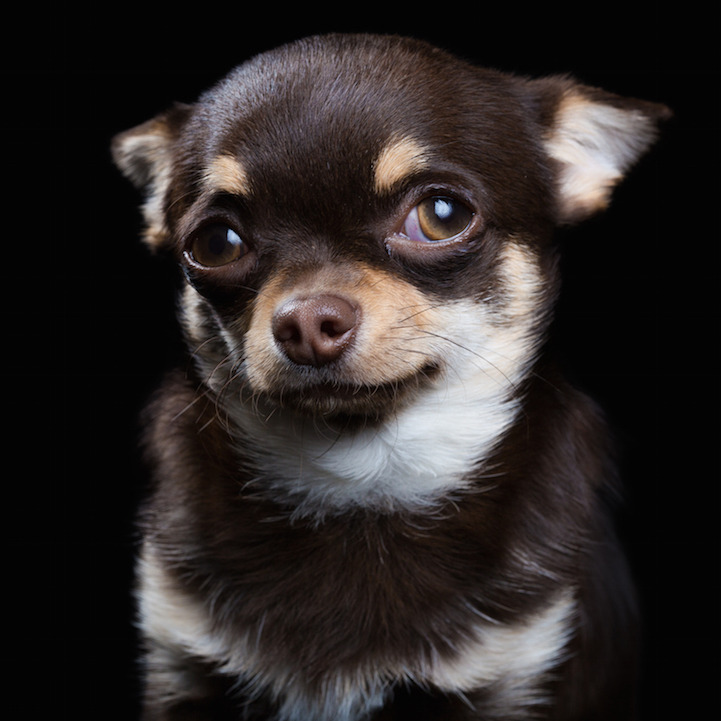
[226,361,521,519]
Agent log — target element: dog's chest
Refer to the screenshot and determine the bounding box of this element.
[140,500,575,720]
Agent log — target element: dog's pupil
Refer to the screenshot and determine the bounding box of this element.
[209,230,230,256]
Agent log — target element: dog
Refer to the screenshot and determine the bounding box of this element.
[113,34,669,720]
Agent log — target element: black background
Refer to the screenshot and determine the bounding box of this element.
[7,7,719,720]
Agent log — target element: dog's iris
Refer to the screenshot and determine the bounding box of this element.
[404,197,473,242]
[189,224,246,267]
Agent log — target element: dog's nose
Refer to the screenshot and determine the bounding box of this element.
[272,295,359,367]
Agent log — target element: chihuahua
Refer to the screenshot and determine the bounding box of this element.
[113,34,669,720]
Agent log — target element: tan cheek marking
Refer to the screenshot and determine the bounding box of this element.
[373,136,430,194]
[351,266,441,380]
[202,153,252,196]
[498,240,544,321]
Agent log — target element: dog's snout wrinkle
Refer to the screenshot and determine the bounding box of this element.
[272,295,358,367]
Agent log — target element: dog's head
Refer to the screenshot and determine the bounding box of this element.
[114,35,667,501]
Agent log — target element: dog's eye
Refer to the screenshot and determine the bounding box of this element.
[188,224,246,267]
[402,197,474,242]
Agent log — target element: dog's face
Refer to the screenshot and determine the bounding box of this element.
[114,35,667,510]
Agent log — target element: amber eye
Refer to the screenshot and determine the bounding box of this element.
[402,196,474,242]
[188,224,247,267]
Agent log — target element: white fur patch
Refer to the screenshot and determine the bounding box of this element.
[427,591,577,710]
[138,545,219,659]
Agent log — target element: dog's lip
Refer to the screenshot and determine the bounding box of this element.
[284,378,405,404]
[264,362,441,414]
[298,380,383,399]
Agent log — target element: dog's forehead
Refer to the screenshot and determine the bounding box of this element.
[189,36,516,200]
[201,136,429,200]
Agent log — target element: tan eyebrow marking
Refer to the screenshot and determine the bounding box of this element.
[202,154,252,196]
[373,135,430,194]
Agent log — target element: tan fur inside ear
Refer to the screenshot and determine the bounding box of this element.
[544,90,667,223]
[112,104,192,248]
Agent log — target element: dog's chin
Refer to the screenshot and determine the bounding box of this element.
[254,363,440,427]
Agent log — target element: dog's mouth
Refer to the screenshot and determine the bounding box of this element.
[237,278,449,425]
[256,362,441,424]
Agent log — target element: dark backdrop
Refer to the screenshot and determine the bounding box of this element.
[9,8,718,720]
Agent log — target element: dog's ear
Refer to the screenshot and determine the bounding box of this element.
[112,102,193,248]
[534,78,671,224]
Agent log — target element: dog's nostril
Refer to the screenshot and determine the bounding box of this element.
[272,295,359,367]
[319,317,353,339]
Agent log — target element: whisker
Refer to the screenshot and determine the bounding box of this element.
[396,301,446,324]
[188,334,224,362]
[164,185,204,214]
[418,329,520,392]
[196,414,217,434]
[170,387,213,422]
